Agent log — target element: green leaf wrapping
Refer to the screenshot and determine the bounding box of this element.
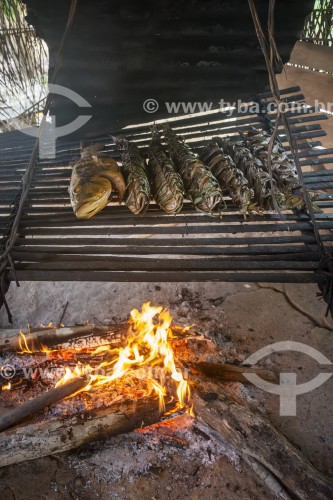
[200,142,255,215]
[243,129,306,210]
[216,137,286,211]
[116,138,151,215]
[148,135,184,214]
[163,126,226,215]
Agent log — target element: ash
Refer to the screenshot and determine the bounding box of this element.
[68,414,240,486]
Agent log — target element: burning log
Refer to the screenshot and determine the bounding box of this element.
[0,396,169,468]
[0,324,126,353]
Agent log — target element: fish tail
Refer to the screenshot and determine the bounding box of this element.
[80,142,105,159]
[111,135,128,150]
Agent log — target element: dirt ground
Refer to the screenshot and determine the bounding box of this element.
[0,280,332,499]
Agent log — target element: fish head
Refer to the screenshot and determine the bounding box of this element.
[70,176,112,219]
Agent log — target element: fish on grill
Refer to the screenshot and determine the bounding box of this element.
[215,137,286,211]
[148,132,184,214]
[114,137,151,214]
[69,143,126,219]
[200,141,255,216]
[163,125,226,215]
[243,128,306,210]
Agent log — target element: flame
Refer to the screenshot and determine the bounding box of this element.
[2,382,11,391]
[150,380,166,413]
[54,303,191,410]
[18,331,53,354]
[18,331,34,353]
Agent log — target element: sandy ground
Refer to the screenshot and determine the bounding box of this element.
[0,280,332,499]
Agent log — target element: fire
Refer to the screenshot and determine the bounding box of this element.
[54,303,191,411]
[15,303,191,412]
[2,382,11,391]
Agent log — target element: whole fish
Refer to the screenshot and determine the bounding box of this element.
[69,143,126,219]
[148,132,184,214]
[215,136,285,211]
[243,128,304,209]
[114,136,151,214]
[200,141,255,216]
[163,125,225,215]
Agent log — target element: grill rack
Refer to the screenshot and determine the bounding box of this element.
[0,86,333,291]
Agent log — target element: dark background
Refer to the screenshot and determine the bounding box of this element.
[25,0,314,136]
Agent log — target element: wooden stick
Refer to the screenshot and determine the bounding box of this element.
[193,362,277,383]
[0,377,88,432]
[58,300,69,326]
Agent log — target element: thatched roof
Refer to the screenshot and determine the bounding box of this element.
[0,0,48,130]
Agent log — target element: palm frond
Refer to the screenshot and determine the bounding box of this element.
[0,0,48,130]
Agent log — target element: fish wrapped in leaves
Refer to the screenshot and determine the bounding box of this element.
[200,142,255,216]
[243,128,305,210]
[216,137,285,211]
[148,133,184,214]
[163,125,225,215]
[69,143,126,219]
[114,137,151,214]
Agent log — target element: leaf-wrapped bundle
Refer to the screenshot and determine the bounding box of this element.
[148,134,184,214]
[163,126,225,215]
